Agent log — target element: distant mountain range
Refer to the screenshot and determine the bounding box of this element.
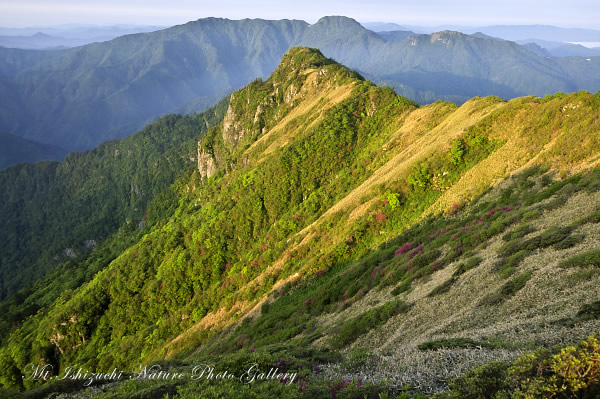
[516,38,600,57]
[0,32,79,50]
[0,25,165,49]
[361,22,407,32]
[366,23,600,42]
[0,131,67,170]
[0,18,308,154]
[1,16,600,169]
[364,22,600,57]
[462,25,600,42]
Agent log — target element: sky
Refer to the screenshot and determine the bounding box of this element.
[1,0,599,29]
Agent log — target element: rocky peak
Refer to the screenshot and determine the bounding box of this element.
[430,30,466,44]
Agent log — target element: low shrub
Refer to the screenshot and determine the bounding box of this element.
[559,249,600,268]
[493,250,527,278]
[480,272,531,306]
[428,277,457,297]
[391,279,411,296]
[444,361,511,398]
[574,301,600,323]
[417,337,493,351]
[501,223,535,242]
[520,209,541,222]
[508,334,600,398]
[453,258,477,277]
[330,300,409,348]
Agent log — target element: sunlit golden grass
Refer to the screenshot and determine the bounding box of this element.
[244,71,356,160]
[294,97,504,240]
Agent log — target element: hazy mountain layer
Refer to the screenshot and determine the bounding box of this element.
[0,132,67,170]
[0,18,308,152]
[0,25,165,49]
[515,38,600,57]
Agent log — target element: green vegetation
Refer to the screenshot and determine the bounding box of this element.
[439,333,600,399]
[560,250,600,268]
[428,277,457,297]
[0,99,228,301]
[440,361,511,398]
[453,256,483,277]
[417,338,495,351]
[571,301,600,324]
[330,300,409,348]
[480,272,532,306]
[2,347,389,399]
[494,224,585,277]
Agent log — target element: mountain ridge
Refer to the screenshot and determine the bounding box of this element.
[0,131,68,170]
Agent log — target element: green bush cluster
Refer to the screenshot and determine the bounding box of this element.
[440,332,600,399]
[417,337,495,351]
[479,272,532,306]
[560,250,600,268]
[330,300,409,348]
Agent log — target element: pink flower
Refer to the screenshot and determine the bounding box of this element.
[408,244,425,259]
[394,242,413,256]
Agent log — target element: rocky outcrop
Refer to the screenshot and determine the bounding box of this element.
[222,94,246,150]
[197,143,217,179]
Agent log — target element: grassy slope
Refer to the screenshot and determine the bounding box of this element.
[1,48,600,397]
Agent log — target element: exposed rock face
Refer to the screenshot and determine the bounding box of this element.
[197,142,217,179]
[222,94,246,149]
[253,104,264,124]
[284,83,298,103]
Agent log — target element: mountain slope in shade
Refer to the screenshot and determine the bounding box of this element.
[375,30,417,42]
[0,99,228,301]
[0,18,308,152]
[0,132,68,170]
[1,48,600,397]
